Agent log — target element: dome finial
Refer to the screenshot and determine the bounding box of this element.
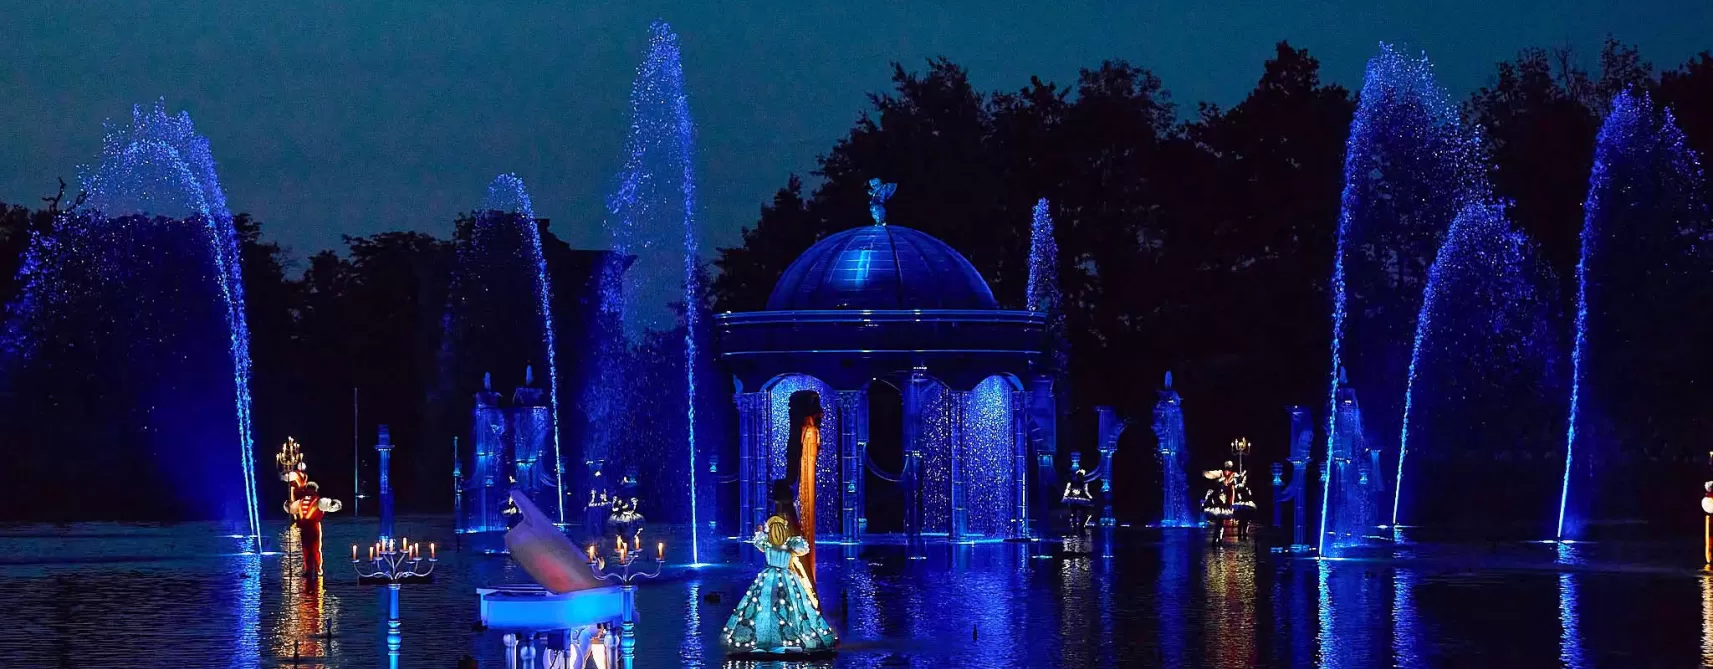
[867,178,897,226]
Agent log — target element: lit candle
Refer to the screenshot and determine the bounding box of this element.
[657,542,664,561]
[587,544,597,562]
[352,545,357,561]
[429,542,436,560]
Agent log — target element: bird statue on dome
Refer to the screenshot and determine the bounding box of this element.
[867,178,896,226]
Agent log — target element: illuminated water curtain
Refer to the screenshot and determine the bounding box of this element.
[277,438,342,576]
[603,21,707,562]
[1560,90,1708,540]
[1152,372,1194,527]
[3,101,261,547]
[1319,45,1484,553]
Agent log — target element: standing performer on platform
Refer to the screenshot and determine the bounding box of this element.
[785,391,822,588]
[722,515,838,657]
[276,438,342,576]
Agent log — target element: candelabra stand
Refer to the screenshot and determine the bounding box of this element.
[352,538,438,667]
[585,540,665,668]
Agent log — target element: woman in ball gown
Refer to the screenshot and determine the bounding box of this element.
[721,515,838,657]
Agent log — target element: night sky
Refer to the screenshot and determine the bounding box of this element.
[2,1,1709,259]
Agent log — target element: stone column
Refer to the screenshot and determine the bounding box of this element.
[472,379,505,533]
[1288,405,1313,547]
[1011,388,1030,539]
[901,371,926,537]
[949,389,969,540]
[1096,406,1123,527]
[736,392,767,535]
[837,390,865,541]
[854,390,871,535]
[1029,374,1059,536]
[376,425,395,543]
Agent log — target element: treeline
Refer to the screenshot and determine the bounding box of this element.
[2,38,1709,521]
[711,39,1713,482]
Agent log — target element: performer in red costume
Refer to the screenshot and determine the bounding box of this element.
[277,438,342,577]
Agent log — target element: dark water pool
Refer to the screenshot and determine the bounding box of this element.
[0,516,1707,667]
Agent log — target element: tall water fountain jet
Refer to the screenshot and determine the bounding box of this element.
[443,174,565,522]
[1,101,260,545]
[598,20,707,561]
[1393,203,1563,527]
[1319,45,1485,554]
[1026,198,1068,376]
[1559,90,1708,539]
[1151,371,1194,527]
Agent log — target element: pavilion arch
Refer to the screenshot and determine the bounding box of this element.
[715,220,1060,542]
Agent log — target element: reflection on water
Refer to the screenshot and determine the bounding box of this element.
[1058,555,1093,667]
[235,550,261,668]
[1703,574,1713,668]
[269,525,341,666]
[1203,544,1256,667]
[1558,542,1586,669]
[1160,530,1189,668]
[1,519,1711,667]
[1392,568,1423,669]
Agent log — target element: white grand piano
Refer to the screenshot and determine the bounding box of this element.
[477,490,626,669]
[476,583,624,668]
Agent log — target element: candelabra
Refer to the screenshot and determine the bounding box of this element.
[1231,437,1252,472]
[586,537,665,668]
[352,538,437,667]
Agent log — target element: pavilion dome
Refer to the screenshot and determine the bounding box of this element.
[766,224,998,311]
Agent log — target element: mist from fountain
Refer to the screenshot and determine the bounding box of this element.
[1393,203,1563,527]
[1559,90,1708,539]
[1319,45,1486,554]
[442,174,565,522]
[598,20,707,561]
[2,101,260,545]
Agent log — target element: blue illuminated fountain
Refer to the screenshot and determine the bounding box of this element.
[598,20,708,562]
[1152,372,1194,527]
[1027,198,1067,378]
[1393,202,1561,527]
[444,175,566,525]
[1558,90,1708,539]
[1319,45,1485,554]
[2,101,261,547]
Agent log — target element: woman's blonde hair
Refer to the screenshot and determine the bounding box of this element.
[764,515,792,547]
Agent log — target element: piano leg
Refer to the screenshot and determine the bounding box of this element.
[520,633,537,667]
[568,626,594,669]
[503,633,519,669]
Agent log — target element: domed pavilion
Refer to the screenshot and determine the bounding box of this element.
[714,181,1060,542]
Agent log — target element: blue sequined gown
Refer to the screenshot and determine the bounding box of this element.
[721,533,838,654]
